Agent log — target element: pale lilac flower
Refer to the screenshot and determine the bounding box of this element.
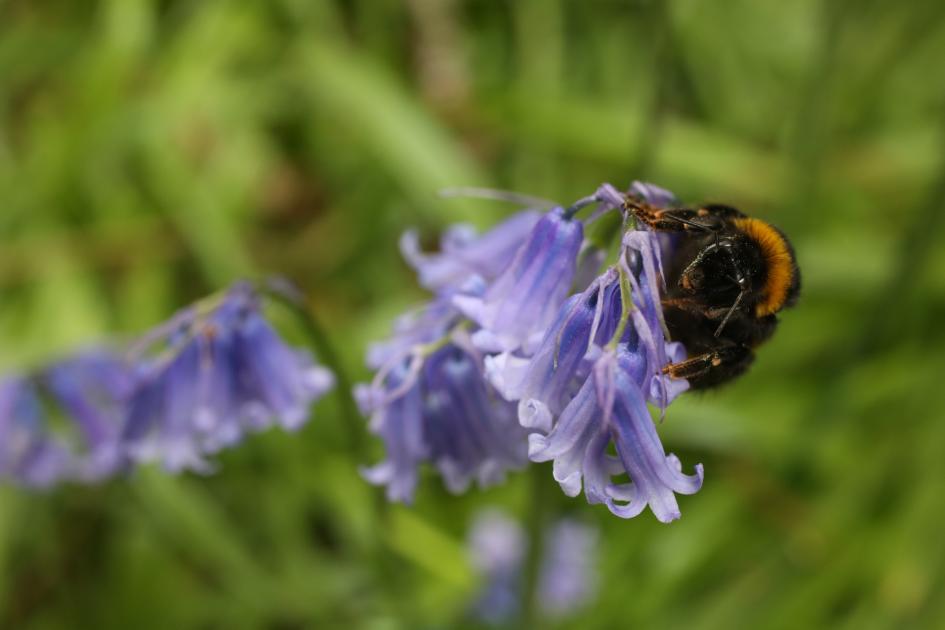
[0,377,71,487]
[360,341,527,502]
[364,277,482,371]
[44,350,134,481]
[357,361,425,503]
[0,350,134,487]
[122,282,334,472]
[629,180,677,207]
[467,509,599,623]
[401,210,541,291]
[467,509,526,624]
[528,346,702,523]
[485,268,623,433]
[453,208,584,352]
[538,519,599,617]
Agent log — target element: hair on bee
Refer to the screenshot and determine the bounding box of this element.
[625,197,800,389]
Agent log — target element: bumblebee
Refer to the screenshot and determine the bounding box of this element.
[625,198,800,389]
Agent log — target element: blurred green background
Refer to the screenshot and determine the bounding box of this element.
[2,0,945,628]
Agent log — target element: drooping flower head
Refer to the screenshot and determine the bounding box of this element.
[526,226,703,523]
[0,376,72,487]
[122,282,334,473]
[467,509,527,624]
[400,209,541,291]
[359,328,528,503]
[43,350,134,481]
[454,207,584,353]
[361,181,704,521]
[0,349,134,487]
[466,508,599,624]
[538,518,599,617]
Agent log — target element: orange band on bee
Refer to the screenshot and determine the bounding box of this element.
[733,218,794,316]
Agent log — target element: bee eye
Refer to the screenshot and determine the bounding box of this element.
[689,267,705,289]
[687,267,705,289]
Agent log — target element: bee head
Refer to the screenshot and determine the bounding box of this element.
[678,236,758,307]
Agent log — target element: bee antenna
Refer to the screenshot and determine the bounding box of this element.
[714,290,745,337]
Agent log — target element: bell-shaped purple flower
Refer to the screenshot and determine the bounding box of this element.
[629,180,677,207]
[360,341,528,502]
[524,225,701,522]
[401,210,541,291]
[467,509,526,624]
[422,345,526,492]
[466,508,599,624]
[357,360,426,503]
[485,268,624,433]
[44,350,134,481]
[364,277,483,371]
[538,519,599,617]
[453,208,584,352]
[0,377,71,487]
[123,283,334,472]
[528,346,702,523]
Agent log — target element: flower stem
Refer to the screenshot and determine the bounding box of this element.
[519,464,550,626]
[263,282,365,455]
[607,264,634,350]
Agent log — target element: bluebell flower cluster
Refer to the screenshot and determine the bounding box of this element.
[0,350,134,487]
[360,181,704,521]
[0,282,334,486]
[467,508,599,623]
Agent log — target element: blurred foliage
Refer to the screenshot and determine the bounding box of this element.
[1,0,944,628]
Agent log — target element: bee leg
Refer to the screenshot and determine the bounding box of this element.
[661,297,712,317]
[624,200,723,233]
[662,344,754,389]
[663,299,742,322]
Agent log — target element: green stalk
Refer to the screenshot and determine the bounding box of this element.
[519,464,551,627]
[263,283,364,455]
[607,264,634,350]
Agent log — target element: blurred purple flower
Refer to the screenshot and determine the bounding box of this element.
[467,509,526,624]
[454,207,584,353]
[360,341,527,502]
[467,509,599,624]
[629,180,677,207]
[0,377,71,487]
[538,518,599,617]
[357,359,426,503]
[485,268,623,433]
[364,279,481,371]
[401,210,541,291]
[123,282,334,472]
[44,350,134,481]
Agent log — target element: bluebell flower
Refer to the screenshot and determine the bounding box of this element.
[401,210,541,291]
[629,180,677,207]
[467,509,526,624]
[365,180,705,520]
[528,344,701,523]
[364,277,482,371]
[44,350,134,481]
[485,268,623,433]
[0,350,134,487]
[359,339,528,502]
[538,519,599,617]
[357,360,426,503]
[467,509,599,623]
[453,207,584,352]
[0,377,71,487]
[122,282,334,472]
[524,226,702,522]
